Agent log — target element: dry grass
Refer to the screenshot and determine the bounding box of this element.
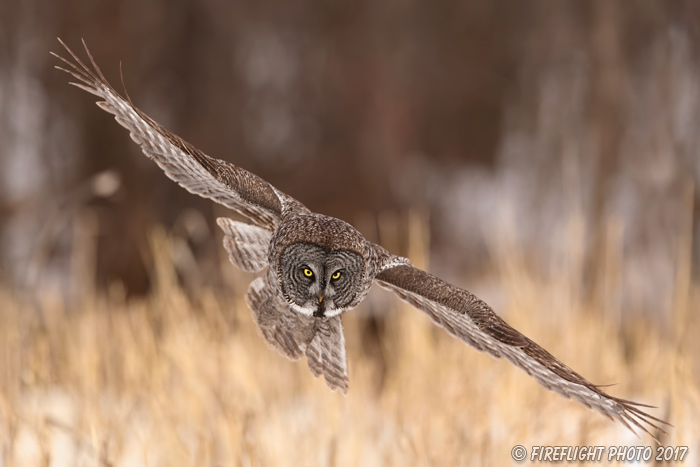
[1,212,699,466]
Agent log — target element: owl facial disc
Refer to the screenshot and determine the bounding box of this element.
[278,243,364,318]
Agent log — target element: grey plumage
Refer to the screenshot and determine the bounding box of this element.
[53,39,670,439]
[217,218,271,273]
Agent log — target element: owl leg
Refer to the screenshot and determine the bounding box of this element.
[305,317,349,394]
[245,277,314,360]
[245,277,350,393]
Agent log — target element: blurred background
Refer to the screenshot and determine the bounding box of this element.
[1,0,699,465]
[1,0,698,308]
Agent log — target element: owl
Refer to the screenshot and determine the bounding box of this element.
[53,39,668,438]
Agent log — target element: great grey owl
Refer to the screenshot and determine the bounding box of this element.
[53,39,669,438]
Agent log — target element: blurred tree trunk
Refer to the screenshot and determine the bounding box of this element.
[583,0,626,304]
[1,0,698,301]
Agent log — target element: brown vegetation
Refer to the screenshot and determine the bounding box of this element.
[0,213,697,465]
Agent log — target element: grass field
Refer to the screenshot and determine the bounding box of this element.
[1,213,698,466]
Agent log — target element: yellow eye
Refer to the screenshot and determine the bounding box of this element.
[303,268,314,278]
[331,271,342,280]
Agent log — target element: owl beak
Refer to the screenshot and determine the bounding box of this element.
[317,295,324,304]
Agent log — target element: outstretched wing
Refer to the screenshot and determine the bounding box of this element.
[246,276,349,393]
[375,262,670,439]
[52,39,303,230]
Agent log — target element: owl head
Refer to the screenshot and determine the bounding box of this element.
[272,215,375,318]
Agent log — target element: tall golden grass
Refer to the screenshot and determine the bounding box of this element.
[1,207,698,466]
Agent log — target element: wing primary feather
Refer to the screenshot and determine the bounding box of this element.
[375,260,671,440]
[52,38,298,229]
